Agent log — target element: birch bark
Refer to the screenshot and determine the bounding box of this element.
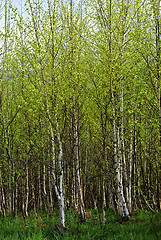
[74,115,86,221]
[128,129,132,213]
[25,151,29,217]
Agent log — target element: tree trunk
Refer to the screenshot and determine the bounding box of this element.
[25,152,29,217]
[128,131,132,213]
[51,118,65,228]
[38,164,43,211]
[75,115,85,221]
[0,171,6,218]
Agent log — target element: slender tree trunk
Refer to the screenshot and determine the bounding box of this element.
[119,88,129,216]
[74,115,85,221]
[43,161,47,211]
[71,113,76,209]
[128,131,132,213]
[14,176,18,218]
[22,173,25,217]
[0,171,6,217]
[31,167,36,215]
[102,177,106,224]
[57,119,65,227]
[51,118,65,227]
[117,127,129,216]
[132,113,137,210]
[25,152,29,217]
[38,164,43,211]
[47,141,53,213]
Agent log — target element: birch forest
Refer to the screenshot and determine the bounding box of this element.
[0,0,161,230]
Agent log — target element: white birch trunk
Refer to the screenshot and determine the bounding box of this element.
[117,128,129,217]
[51,118,65,227]
[119,80,129,217]
[22,177,25,217]
[25,153,29,217]
[38,164,43,211]
[84,130,88,204]
[44,82,65,226]
[74,116,85,221]
[128,132,132,213]
[120,98,128,205]
[48,161,53,213]
[102,177,106,224]
[43,161,48,212]
[56,119,65,227]
[31,167,36,215]
[117,127,123,216]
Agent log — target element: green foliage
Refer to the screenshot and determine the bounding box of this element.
[0,0,161,229]
[0,210,161,240]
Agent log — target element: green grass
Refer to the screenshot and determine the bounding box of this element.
[0,210,161,240]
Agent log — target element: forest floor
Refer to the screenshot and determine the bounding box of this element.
[0,209,161,240]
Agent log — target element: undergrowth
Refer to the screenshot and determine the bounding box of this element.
[0,209,161,240]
